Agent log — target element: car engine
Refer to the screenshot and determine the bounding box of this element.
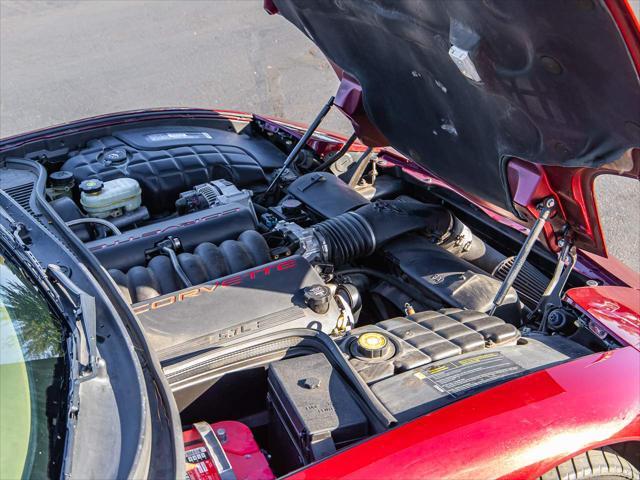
[21,122,611,478]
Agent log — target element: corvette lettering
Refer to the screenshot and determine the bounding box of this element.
[132,258,297,314]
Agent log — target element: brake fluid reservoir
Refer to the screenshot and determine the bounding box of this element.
[79,178,142,218]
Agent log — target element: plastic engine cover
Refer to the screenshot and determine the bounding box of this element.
[87,202,256,271]
[134,256,340,362]
[340,309,520,385]
[384,236,521,322]
[338,309,590,423]
[183,420,275,480]
[369,334,592,423]
[61,126,286,213]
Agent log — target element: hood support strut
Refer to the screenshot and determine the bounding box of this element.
[263,96,335,196]
[490,197,556,315]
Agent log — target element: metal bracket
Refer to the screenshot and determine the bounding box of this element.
[313,132,358,172]
[532,237,577,331]
[347,147,375,188]
[193,422,236,480]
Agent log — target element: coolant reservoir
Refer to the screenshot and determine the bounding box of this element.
[79,178,142,218]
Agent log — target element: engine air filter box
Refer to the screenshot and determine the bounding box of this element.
[267,353,368,472]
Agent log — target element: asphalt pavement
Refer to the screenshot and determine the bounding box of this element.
[1,0,637,271]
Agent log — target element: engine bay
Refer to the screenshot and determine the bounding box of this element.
[2,119,621,478]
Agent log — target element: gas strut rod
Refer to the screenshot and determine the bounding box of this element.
[489,197,556,315]
[263,95,335,195]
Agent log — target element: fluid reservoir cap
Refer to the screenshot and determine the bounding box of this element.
[103,148,127,164]
[281,198,303,216]
[356,332,391,359]
[79,179,104,194]
[49,170,74,188]
[303,284,331,314]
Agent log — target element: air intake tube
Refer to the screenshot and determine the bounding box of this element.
[312,197,454,265]
[436,215,507,273]
[309,196,509,272]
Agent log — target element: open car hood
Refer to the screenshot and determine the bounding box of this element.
[268,0,640,255]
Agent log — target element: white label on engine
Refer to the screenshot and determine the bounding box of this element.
[145,132,212,141]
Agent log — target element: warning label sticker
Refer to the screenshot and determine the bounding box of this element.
[414,352,524,398]
[185,446,217,480]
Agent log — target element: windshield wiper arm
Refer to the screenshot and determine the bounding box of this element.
[1,216,97,376]
[47,264,100,379]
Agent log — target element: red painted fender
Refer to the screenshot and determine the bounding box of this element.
[290,347,640,480]
[566,286,640,350]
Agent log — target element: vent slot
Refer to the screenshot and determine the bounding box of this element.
[493,257,548,309]
[4,182,35,215]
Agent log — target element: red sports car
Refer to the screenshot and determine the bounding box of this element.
[0,1,638,479]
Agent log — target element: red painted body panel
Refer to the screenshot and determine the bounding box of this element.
[252,113,368,157]
[290,347,639,480]
[0,0,638,476]
[507,151,640,257]
[333,70,389,147]
[578,250,640,290]
[566,286,640,350]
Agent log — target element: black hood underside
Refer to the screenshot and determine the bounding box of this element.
[274,0,640,209]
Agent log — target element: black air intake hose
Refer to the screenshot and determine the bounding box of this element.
[313,196,515,273]
[313,212,374,265]
[109,230,270,304]
[313,197,453,265]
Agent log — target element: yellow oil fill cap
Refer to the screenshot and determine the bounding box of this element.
[356,332,390,359]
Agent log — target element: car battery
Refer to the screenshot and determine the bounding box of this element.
[267,353,368,474]
[183,420,275,480]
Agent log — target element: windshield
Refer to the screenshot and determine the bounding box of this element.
[0,245,69,479]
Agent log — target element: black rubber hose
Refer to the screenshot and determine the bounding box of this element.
[314,197,453,265]
[315,212,374,265]
[336,267,442,310]
[312,132,358,172]
[317,197,508,278]
[162,246,192,288]
[66,217,122,236]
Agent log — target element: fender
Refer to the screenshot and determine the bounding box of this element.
[289,346,640,480]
